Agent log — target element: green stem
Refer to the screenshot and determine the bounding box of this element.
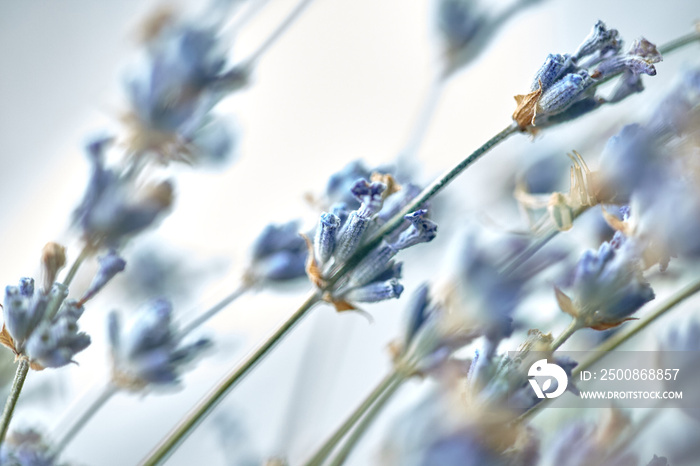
[304,371,402,466]
[658,29,700,55]
[141,290,321,466]
[327,375,405,466]
[178,282,252,337]
[0,359,30,447]
[520,277,700,421]
[62,245,90,288]
[241,0,317,70]
[550,319,580,351]
[53,383,118,455]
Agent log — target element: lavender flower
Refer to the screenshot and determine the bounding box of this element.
[73,136,174,249]
[437,0,544,77]
[546,420,637,466]
[80,251,126,304]
[513,20,661,131]
[555,232,654,330]
[0,430,64,466]
[305,177,437,311]
[390,284,478,375]
[247,221,308,282]
[109,299,211,389]
[2,279,90,370]
[123,5,246,164]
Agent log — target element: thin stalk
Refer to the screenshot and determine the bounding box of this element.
[178,282,252,337]
[550,319,580,351]
[0,359,30,446]
[240,0,317,70]
[519,277,700,422]
[52,383,118,455]
[141,290,321,466]
[304,371,402,466]
[327,375,405,466]
[658,30,700,55]
[62,245,90,288]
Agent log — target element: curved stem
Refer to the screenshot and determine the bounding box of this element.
[304,371,402,466]
[178,282,252,337]
[327,375,405,466]
[550,319,580,351]
[141,290,322,466]
[240,0,317,70]
[519,277,700,422]
[52,383,118,455]
[0,359,30,447]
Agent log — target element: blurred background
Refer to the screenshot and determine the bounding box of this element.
[0,0,699,464]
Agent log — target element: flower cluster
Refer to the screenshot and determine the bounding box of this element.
[0,430,65,466]
[555,232,654,330]
[513,20,662,132]
[122,4,246,164]
[108,299,211,390]
[73,136,174,250]
[1,279,90,370]
[247,221,308,283]
[305,177,437,311]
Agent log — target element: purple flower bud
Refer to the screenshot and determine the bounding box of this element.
[74,136,174,247]
[607,71,644,103]
[250,221,307,281]
[334,211,371,263]
[594,56,656,79]
[348,243,398,287]
[110,299,210,388]
[3,280,49,348]
[538,72,593,116]
[24,299,90,369]
[571,234,654,326]
[437,0,483,52]
[0,430,56,465]
[81,251,126,303]
[574,20,621,61]
[344,279,404,303]
[393,210,438,250]
[531,53,570,92]
[325,161,372,208]
[402,284,431,347]
[351,180,386,218]
[314,212,340,265]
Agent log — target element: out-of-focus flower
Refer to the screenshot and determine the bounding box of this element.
[305,177,437,311]
[1,279,90,370]
[73,136,174,249]
[247,221,308,283]
[0,430,66,466]
[658,316,700,421]
[109,299,211,390]
[646,455,669,466]
[122,5,246,164]
[513,21,661,132]
[389,284,478,375]
[80,251,126,304]
[437,0,544,77]
[442,232,527,349]
[544,409,637,466]
[555,232,654,330]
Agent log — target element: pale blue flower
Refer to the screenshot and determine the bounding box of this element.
[109,299,210,389]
